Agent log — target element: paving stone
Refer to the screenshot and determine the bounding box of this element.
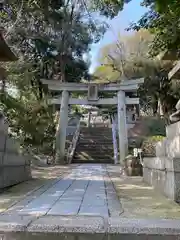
[18,179,74,215]
[82,199,107,207]
[5,179,60,215]
[0,214,36,232]
[108,217,180,235]
[60,195,83,202]
[48,202,80,215]
[79,205,109,217]
[104,180,122,217]
[28,215,106,233]
[3,164,121,219]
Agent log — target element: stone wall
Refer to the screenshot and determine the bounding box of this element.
[0,127,31,189]
[143,122,180,202]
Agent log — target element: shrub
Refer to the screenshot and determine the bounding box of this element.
[142,135,165,157]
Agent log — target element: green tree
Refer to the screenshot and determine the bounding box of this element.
[93,30,179,121]
[128,0,180,56]
[0,0,128,156]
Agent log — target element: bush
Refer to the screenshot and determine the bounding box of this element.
[147,118,166,136]
[142,135,165,157]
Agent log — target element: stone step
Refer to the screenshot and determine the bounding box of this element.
[74,148,114,152]
[80,133,112,136]
[79,136,113,139]
[1,215,180,239]
[72,159,114,163]
[76,143,113,146]
[74,156,114,160]
[76,147,114,151]
[78,138,113,142]
[77,143,113,146]
[74,151,113,156]
[75,148,114,152]
[74,156,113,159]
[80,128,112,131]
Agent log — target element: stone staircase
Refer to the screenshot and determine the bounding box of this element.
[72,127,114,164]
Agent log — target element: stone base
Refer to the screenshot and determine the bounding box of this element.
[143,157,180,202]
[124,156,142,176]
[0,131,31,189]
[0,215,180,240]
[0,165,31,189]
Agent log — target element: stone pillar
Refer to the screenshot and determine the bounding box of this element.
[111,116,118,164]
[87,110,91,128]
[117,90,128,164]
[55,90,69,164]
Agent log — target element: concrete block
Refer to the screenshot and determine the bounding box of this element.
[24,165,32,179]
[144,159,180,202]
[166,135,180,158]
[0,134,6,152]
[0,123,8,135]
[165,157,180,172]
[24,155,32,165]
[156,140,166,157]
[143,167,165,194]
[166,121,180,139]
[143,157,165,170]
[0,214,36,232]
[5,137,20,154]
[152,169,165,191]
[17,233,76,240]
[164,171,175,200]
[0,152,4,165]
[108,217,180,237]
[174,172,180,202]
[0,169,4,189]
[28,216,106,233]
[3,153,26,166]
[2,166,26,188]
[143,167,152,185]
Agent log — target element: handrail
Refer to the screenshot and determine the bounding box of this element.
[66,121,80,164]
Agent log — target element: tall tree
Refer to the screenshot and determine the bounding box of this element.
[93,30,179,120]
[0,0,128,154]
[128,0,180,56]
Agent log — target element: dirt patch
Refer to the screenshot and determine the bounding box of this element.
[107,165,180,219]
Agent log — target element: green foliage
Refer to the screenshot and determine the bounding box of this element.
[0,0,126,155]
[128,0,180,56]
[145,118,166,136]
[93,30,180,117]
[0,63,56,151]
[142,135,165,157]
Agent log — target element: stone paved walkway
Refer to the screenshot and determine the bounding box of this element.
[2,165,121,217]
[1,164,180,239]
[1,164,180,219]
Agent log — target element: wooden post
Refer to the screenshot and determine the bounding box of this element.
[117,90,128,164]
[55,90,69,164]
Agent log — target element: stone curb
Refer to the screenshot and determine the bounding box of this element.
[0,215,180,237]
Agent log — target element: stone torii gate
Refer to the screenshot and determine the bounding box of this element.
[41,78,144,164]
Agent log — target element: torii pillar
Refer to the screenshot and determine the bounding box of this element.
[55,90,69,164]
[117,90,128,164]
